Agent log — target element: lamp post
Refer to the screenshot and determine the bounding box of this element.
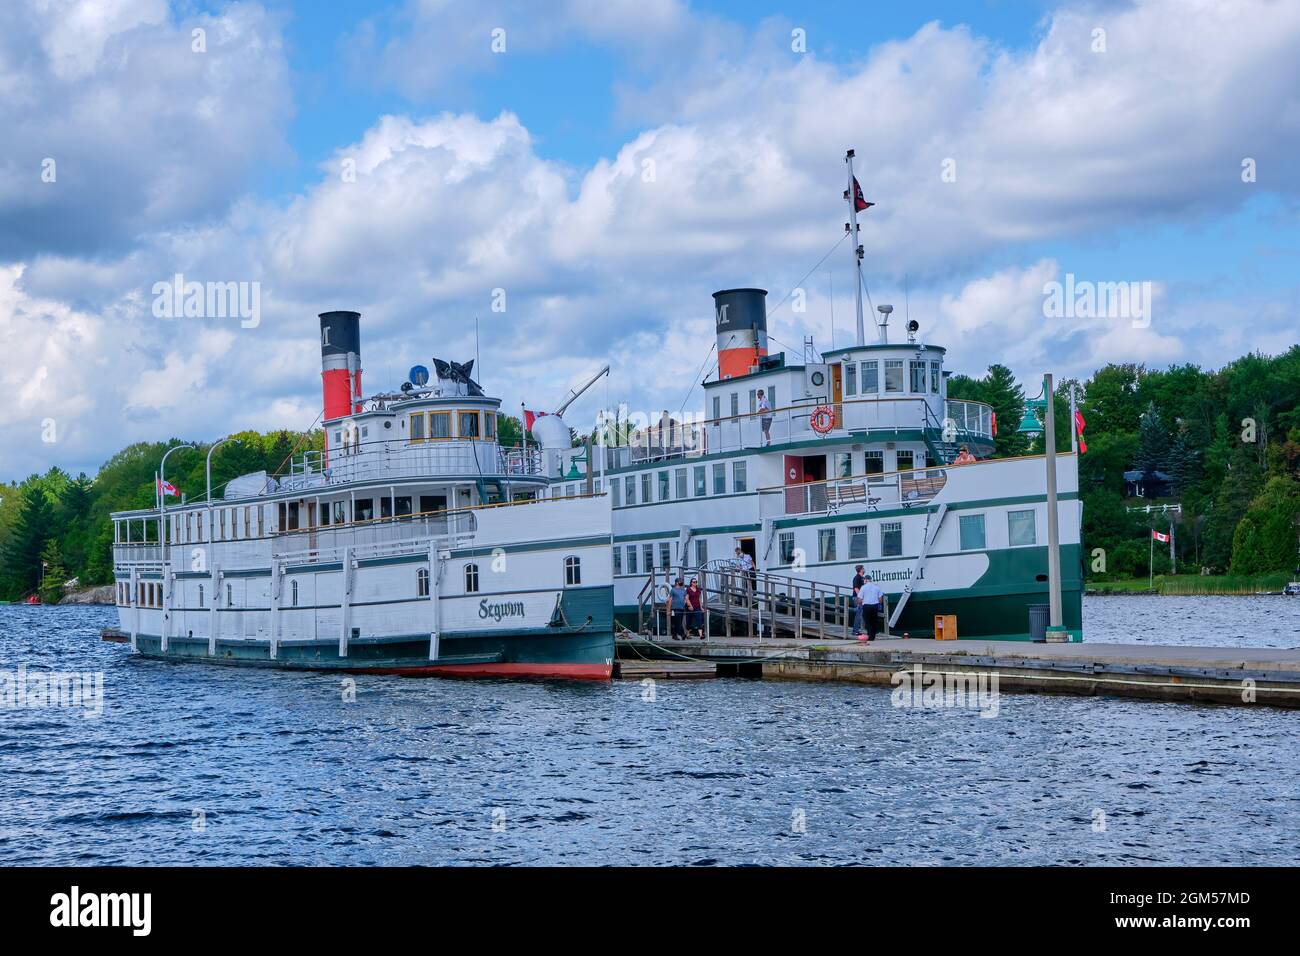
[159,443,196,548]
[206,437,239,543]
[1043,374,1065,640]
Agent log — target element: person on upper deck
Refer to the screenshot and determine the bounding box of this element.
[953,444,977,465]
[757,389,773,446]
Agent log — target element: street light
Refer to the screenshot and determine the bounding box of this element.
[158,443,196,547]
[206,437,240,543]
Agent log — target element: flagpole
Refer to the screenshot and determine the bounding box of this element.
[845,149,865,346]
[1069,384,1078,454]
[1149,526,1154,591]
[1044,373,1064,637]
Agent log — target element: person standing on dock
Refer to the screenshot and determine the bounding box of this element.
[756,389,773,446]
[860,574,884,641]
[851,565,866,636]
[686,577,704,639]
[669,578,688,641]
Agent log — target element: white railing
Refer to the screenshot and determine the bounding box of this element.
[273,509,478,564]
[600,397,958,468]
[112,544,165,566]
[945,399,994,439]
[321,440,518,485]
[760,467,949,519]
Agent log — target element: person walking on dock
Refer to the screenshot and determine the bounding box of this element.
[686,577,704,639]
[851,565,866,636]
[669,578,688,641]
[757,389,773,446]
[860,574,884,641]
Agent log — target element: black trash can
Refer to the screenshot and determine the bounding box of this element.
[1028,604,1050,643]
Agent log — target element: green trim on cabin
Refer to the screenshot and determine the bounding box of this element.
[284,561,343,574]
[771,491,1080,530]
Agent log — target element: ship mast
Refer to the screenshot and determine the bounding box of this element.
[844,148,867,345]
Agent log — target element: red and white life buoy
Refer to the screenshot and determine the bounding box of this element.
[810,405,835,435]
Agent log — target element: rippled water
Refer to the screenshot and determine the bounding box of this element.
[2,601,1298,865]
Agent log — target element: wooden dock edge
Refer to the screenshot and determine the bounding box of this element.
[617,640,1300,709]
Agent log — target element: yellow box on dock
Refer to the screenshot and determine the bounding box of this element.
[933,615,958,641]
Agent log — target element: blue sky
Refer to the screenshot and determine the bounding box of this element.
[2,0,1298,479]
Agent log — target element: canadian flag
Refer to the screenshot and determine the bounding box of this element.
[157,478,179,497]
[524,409,546,432]
[1152,530,1170,543]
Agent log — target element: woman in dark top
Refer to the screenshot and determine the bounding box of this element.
[686,578,704,639]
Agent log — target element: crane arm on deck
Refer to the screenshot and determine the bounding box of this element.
[554,365,610,417]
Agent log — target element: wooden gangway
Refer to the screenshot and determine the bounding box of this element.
[635,564,889,642]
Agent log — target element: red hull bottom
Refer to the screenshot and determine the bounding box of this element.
[347,662,613,681]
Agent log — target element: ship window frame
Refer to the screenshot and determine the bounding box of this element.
[643,543,655,571]
[658,470,670,501]
[290,580,298,607]
[658,542,672,570]
[675,467,687,499]
[694,538,708,567]
[564,555,581,586]
[910,360,927,393]
[1008,509,1037,547]
[641,473,651,504]
[418,567,430,597]
[429,411,452,440]
[626,545,638,575]
[464,563,480,594]
[896,449,914,473]
[884,360,904,393]
[713,463,726,495]
[410,412,426,442]
[930,360,941,394]
[624,475,636,505]
[844,363,857,397]
[693,465,706,497]
[959,513,986,551]
[226,583,233,607]
[818,528,837,563]
[732,460,747,493]
[199,583,205,606]
[862,360,879,394]
[779,532,796,565]
[458,410,482,440]
[613,548,623,576]
[484,412,496,440]
[881,521,903,557]
[848,524,869,560]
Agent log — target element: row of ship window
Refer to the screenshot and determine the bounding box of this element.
[844,359,941,397]
[119,558,584,607]
[777,510,1037,565]
[168,494,459,542]
[553,449,930,503]
[610,510,1036,577]
[407,410,497,442]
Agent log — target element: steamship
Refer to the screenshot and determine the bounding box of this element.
[537,152,1084,641]
[108,310,615,679]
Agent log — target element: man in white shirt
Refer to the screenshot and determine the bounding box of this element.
[757,389,773,446]
[859,574,885,641]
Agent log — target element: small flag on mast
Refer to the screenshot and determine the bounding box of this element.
[1074,409,1087,454]
[157,478,179,497]
[843,176,875,212]
[1152,530,1170,543]
[524,409,547,432]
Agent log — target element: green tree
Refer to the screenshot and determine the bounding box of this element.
[1229,476,1300,575]
[39,539,68,604]
[0,483,55,599]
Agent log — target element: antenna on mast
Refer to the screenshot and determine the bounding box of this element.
[843,148,868,346]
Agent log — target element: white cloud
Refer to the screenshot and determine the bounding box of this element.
[2,0,1299,479]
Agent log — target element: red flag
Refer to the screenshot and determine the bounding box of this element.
[524,409,546,432]
[844,176,874,212]
[1073,409,1087,454]
[157,478,178,497]
[991,411,997,437]
[1152,530,1169,543]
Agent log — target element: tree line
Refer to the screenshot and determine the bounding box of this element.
[2,354,1297,601]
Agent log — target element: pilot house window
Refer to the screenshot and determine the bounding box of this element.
[410,413,426,441]
[430,412,451,439]
[458,412,481,439]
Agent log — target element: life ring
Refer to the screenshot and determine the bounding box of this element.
[810,405,835,435]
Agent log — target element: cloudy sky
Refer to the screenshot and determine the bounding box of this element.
[2,0,1298,480]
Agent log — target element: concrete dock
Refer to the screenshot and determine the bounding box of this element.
[615,634,1300,708]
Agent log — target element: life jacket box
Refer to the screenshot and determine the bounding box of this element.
[933,614,958,641]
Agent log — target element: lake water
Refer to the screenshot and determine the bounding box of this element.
[2,599,1298,866]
